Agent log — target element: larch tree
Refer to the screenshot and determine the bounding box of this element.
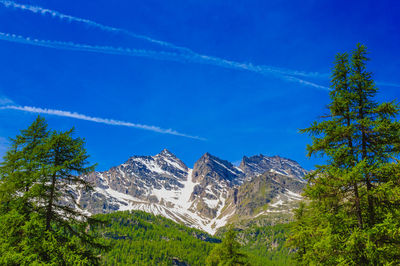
[288,44,400,265]
[0,116,49,263]
[206,227,249,266]
[0,116,106,265]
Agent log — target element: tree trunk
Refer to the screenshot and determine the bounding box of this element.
[46,145,60,231]
[346,109,363,229]
[357,82,375,227]
[46,172,57,231]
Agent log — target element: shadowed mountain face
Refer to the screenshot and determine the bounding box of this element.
[240,154,308,181]
[72,150,307,234]
[192,153,244,184]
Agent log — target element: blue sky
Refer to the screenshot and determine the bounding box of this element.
[0,0,399,170]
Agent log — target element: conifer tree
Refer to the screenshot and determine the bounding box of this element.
[0,116,105,265]
[0,116,48,201]
[206,227,249,266]
[0,117,49,263]
[289,44,400,265]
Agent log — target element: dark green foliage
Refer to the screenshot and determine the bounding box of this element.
[216,223,294,266]
[289,44,400,265]
[91,210,218,265]
[238,224,294,266]
[92,210,293,266]
[206,227,249,265]
[0,117,295,265]
[0,116,105,265]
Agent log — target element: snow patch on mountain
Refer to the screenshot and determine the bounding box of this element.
[286,189,302,199]
[211,158,238,176]
[177,169,197,209]
[132,157,168,175]
[74,150,307,235]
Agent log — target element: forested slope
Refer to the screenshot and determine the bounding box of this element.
[91,210,294,265]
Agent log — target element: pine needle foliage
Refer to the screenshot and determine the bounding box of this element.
[206,227,250,266]
[0,116,106,265]
[288,44,400,265]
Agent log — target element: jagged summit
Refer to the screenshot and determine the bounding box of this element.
[203,152,212,157]
[126,148,176,160]
[158,148,175,157]
[192,152,243,183]
[239,154,307,181]
[72,151,308,235]
[196,152,227,165]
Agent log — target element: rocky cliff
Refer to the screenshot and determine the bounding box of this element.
[73,150,308,234]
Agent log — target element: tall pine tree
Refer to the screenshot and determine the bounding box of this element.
[0,116,106,265]
[0,117,49,264]
[289,44,400,265]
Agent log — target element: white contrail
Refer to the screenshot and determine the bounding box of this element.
[0,0,328,82]
[0,0,194,54]
[0,105,206,140]
[0,32,329,90]
[0,32,193,62]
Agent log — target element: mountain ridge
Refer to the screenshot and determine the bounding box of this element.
[72,149,308,234]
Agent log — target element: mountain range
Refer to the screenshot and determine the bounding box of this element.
[71,149,308,235]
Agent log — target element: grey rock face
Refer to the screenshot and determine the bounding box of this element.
[192,153,244,184]
[234,171,305,216]
[83,149,190,206]
[189,152,245,219]
[74,149,308,234]
[239,154,308,181]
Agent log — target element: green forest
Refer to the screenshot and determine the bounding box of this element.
[90,210,292,265]
[0,44,399,265]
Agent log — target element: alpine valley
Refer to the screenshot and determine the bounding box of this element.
[71,149,308,235]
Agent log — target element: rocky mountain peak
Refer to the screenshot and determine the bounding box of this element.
[239,154,307,181]
[196,152,215,162]
[158,148,175,157]
[152,149,189,173]
[187,153,244,220]
[74,150,308,235]
[192,153,243,184]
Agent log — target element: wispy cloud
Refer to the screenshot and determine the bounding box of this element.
[0,32,188,61]
[0,0,329,90]
[0,0,191,53]
[0,32,329,90]
[0,105,206,140]
[1,1,396,91]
